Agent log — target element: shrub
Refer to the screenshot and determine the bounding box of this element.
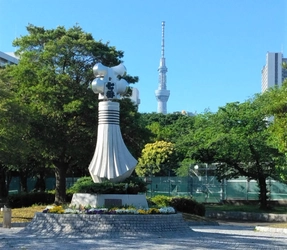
[68,176,147,194]
[7,192,54,208]
[169,197,205,216]
[48,205,65,214]
[47,190,73,203]
[126,177,147,194]
[150,195,172,207]
[68,176,95,193]
[146,197,156,207]
[147,195,205,216]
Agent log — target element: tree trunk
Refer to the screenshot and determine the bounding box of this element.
[19,172,28,193]
[34,172,46,192]
[54,162,68,205]
[258,176,268,209]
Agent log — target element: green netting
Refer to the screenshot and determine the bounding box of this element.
[145,176,287,203]
[8,176,78,194]
[7,175,287,203]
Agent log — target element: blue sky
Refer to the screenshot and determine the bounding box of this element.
[1,0,287,114]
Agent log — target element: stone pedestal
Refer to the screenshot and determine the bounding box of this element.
[70,193,148,208]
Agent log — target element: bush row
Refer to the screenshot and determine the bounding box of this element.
[7,192,55,208]
[149,195,205,216]
[68,176,147,194]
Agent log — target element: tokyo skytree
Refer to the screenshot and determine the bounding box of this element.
[155,21,170,114]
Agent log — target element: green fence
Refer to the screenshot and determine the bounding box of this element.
[8,176,78,194]
[8,175,287,203]
[144,176,287,203]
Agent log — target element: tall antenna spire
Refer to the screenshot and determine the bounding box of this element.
[161,21,165,58]
[155,21,170,114]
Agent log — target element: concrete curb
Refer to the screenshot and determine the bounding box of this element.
[206,210,287,222]
[255,226,287,234]
[206,211,287,234]
[0,222,29,228]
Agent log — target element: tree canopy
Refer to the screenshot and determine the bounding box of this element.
[0,72,33,196]
[179,100,286,208]
[135,140,178,177]
[256,81,287,182]
[1,24,142,203]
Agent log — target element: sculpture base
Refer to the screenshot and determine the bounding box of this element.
[21,213,193,238]
[70,193,149,208]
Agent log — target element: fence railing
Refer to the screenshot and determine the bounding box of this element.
[8,176,287,203]
[144,176,287,203]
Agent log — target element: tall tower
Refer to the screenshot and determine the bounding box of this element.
[155,21,170,114]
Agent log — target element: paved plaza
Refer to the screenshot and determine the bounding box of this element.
[0,223,287,249]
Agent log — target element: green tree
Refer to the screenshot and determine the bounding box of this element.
[0,74,31,197]
[182,101,285,209]
[119,98,152,159]
[135,140,178,177]
[140,112,194,142]
[257,81,287,181]
[6,24,135,204]
[139,112,195,176]
[175,111,216,176]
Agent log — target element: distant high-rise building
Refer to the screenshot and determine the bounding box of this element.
[261,52,287,92]
[155,21,170,114]
[0,51,18,66]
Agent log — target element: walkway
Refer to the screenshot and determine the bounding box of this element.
[0,224,287,249]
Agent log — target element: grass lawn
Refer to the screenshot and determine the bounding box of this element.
[0,205,46,223]
[205,204,287,214]
[205,203,287,228]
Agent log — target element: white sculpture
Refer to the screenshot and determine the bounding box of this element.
[88,63,137,183]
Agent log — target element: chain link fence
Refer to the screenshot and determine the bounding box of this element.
[7,175,287,204]
[144,176,287,203]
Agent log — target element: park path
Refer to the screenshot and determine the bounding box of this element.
[0,223,287,249]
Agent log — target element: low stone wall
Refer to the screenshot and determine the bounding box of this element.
[70,193,149,208]
[21,212,193,238]
[206,211,287,222]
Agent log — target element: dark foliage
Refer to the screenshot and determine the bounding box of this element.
[169,197,206,216]
[7,192,55,208]
[68,176,147,194]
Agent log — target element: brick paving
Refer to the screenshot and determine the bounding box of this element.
[0,224,287,249]
[0,213,287,249]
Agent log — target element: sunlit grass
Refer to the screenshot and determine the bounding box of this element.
[206,204,287,228]
[182,212,216,222]
[205,204,287,214]
[268,223,287,228]
[0,205,46,223]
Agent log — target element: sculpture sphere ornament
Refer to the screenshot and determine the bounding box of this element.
[91,63,129,100]
[88,63,137,183]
